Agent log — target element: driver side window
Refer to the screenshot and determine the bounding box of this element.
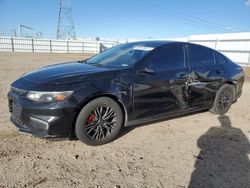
[145,44,185,71]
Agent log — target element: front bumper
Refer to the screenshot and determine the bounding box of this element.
[8,88,77,138]
[10,115,54,138]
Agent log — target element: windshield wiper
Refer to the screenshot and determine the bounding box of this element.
[87,63,104,67]
[78,60,102,67]
[77,60,86,63]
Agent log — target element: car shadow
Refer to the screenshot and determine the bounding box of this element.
[188,115,250,188]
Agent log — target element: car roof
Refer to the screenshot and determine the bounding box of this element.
[126,40,186,48]
[127,40,218,53]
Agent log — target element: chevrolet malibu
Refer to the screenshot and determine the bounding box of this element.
[8,41,244,145]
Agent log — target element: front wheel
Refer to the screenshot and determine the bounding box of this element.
[210,84,235,114]
[75,97,123,145]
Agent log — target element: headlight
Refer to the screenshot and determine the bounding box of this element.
[27,91,73,102]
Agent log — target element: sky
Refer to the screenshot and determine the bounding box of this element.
[0,0,250,39]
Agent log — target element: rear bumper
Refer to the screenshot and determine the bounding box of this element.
[233,76,244,102]
[233,89,242,102]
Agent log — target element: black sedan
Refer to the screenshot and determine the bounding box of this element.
[8,41,244,145]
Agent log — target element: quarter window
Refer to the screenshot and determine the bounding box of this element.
[215,51,226,64]
[189,44,215,66]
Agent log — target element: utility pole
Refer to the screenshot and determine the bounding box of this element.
[10,29,17,37]
[35,32,43,38]
[18,24,33,37]
[56,0,76,40]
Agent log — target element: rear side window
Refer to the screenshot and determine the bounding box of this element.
[215,51,226,64]
[189,44,215,66]
[146,44,185,70]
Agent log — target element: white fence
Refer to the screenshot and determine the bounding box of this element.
[188,39,250,67]
[1,32,250,66]
[166,33,250,67]
[0,36,118,54]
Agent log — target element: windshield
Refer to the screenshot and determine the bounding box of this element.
[86,43,154,68]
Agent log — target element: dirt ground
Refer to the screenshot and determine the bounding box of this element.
[0,52,250,188]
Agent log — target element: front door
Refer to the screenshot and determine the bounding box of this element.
[132,43,190,120]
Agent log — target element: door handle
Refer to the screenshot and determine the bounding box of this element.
[177,72,189,79]
[215,69,223,74]
[137,67,155,75]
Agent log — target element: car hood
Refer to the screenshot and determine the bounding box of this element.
[21,61,112,84]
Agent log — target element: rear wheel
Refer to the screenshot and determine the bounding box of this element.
[210,84,235,114]
[75,97,123,145]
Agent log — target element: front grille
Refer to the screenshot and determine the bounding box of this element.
[11,87,26,96]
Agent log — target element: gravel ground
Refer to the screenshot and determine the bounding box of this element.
[0,52,250,188]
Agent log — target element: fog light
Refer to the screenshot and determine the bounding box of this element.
[30,117,49,131]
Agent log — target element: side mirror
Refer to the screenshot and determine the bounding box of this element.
[136,67,155,75]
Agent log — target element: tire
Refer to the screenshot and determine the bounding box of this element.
[210,84,235,114]
[75,97,123,145]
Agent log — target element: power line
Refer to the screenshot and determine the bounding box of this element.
[118,0,224,32]
[137,0,243,32]
[118,0,242,33]
[122,0,229,32]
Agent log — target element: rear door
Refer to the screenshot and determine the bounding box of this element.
[187,44,225,108]
[132,43,190,120]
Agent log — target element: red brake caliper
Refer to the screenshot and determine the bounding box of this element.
[87,114,96,124]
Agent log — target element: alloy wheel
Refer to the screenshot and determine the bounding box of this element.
[218,89,233,111]
[84,106,117,140]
